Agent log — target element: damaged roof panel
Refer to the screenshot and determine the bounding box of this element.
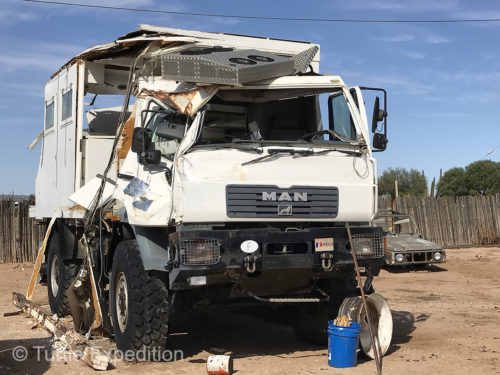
[54,25,320,78]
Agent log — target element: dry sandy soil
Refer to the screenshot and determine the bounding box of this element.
[1,247,499,375]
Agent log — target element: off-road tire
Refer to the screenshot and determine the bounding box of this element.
[110,240,169,359]
[47,244,80,316]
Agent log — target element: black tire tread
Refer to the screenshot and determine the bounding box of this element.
[111,240,169,355]
[57,262,80,316]
[47,243,80,317]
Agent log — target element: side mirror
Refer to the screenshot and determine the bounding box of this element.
[373,133,388,151]
[141,149,161,165]
[131,128,161,165]
[131,127,152,153]
[371,96,387,133]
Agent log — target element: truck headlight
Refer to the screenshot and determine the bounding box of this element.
[352,234,383,258]
[179,238,221,265]
[353,237,373,256]
[433,252,442,261]
[395,253,404,263]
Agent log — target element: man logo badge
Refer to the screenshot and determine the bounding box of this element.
[278,205,293,216]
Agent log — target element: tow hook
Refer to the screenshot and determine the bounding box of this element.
[321,253,334,271]
[244,255,257,273]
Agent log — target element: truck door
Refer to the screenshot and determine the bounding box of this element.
[35,62,84,218]
[350,86,369,137]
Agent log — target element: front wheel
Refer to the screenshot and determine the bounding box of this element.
[109,240,169,360]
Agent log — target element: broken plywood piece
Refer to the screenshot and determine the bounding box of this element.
[12,292,109,371]
[68,177,115,210]
[116,104,136,169]
[139,85,218,117]
[26,209,60,300]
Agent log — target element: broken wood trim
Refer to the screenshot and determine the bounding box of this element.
[26,209,61,300]
[139,86,218,117]
[12,292,109,371]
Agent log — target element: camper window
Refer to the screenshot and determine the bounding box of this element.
[45,101,54,130]
[61,88,72,121]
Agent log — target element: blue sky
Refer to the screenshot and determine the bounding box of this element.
[1,0,500,194]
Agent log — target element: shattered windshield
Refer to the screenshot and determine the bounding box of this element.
[194,88,361,147]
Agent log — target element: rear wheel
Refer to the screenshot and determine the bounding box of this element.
[110,240,169,360]
[47,243,80,316]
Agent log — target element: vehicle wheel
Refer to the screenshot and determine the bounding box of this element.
[47,243,80,316]
[110,240,169,359]
[293,279,357,345]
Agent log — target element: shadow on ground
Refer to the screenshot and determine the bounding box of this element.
[384,264,447,274]
[168,308,325,362]
[385,310,427,356]
[0,337,52,375]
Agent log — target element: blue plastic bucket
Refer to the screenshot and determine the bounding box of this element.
[327,320,361,368]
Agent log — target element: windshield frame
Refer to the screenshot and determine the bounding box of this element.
[189,85,368,152]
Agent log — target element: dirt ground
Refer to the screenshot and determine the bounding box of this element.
[1,247,499,375]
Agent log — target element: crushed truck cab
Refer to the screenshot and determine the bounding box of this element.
[31,25,391,357]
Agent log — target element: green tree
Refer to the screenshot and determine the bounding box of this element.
[436,167,467,197]
[378,167,428,196]
[437,160,500,197]
[464,160,500,195]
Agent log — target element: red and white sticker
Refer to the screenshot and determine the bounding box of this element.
[315,238,334,251]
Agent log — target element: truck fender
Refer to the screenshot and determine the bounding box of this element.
[47,219,86,260]
[131,225,171,272]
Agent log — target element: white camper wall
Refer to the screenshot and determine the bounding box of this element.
[35,62,84,219]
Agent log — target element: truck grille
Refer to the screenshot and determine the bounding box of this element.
[226,185,339,219]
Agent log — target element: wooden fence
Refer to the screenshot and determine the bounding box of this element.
[0,199,46,263]
[379,194,500,247]
[1,194,499,262]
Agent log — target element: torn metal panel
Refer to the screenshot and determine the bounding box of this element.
[159,49,294,85]
[52,26,320,80]
[137,25,320,69]
[293,45,320,73]
[139,86,218,117]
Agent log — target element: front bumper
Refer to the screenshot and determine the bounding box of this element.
[385,249,446,266]
[168,225,385,290]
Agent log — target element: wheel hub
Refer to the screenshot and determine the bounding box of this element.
[50,256,59,296]
[115,272,128,333]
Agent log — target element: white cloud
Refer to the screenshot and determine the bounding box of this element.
[0,82,45,98]
[0,42,86,72]
[426,34,451,44]
[374,34,415,42]
[80,0,155,6]
[0,8,38,25]
[403,51,426,59]
[339,0,460,14]
[326,68,435,96]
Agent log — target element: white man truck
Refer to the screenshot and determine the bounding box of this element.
[31,25,391,358]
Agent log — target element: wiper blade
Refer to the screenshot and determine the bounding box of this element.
[190,143,263,154]
[241,148,299,166]
[300,129,361,145]
[294,148,362,157]
[242,148,361,166]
